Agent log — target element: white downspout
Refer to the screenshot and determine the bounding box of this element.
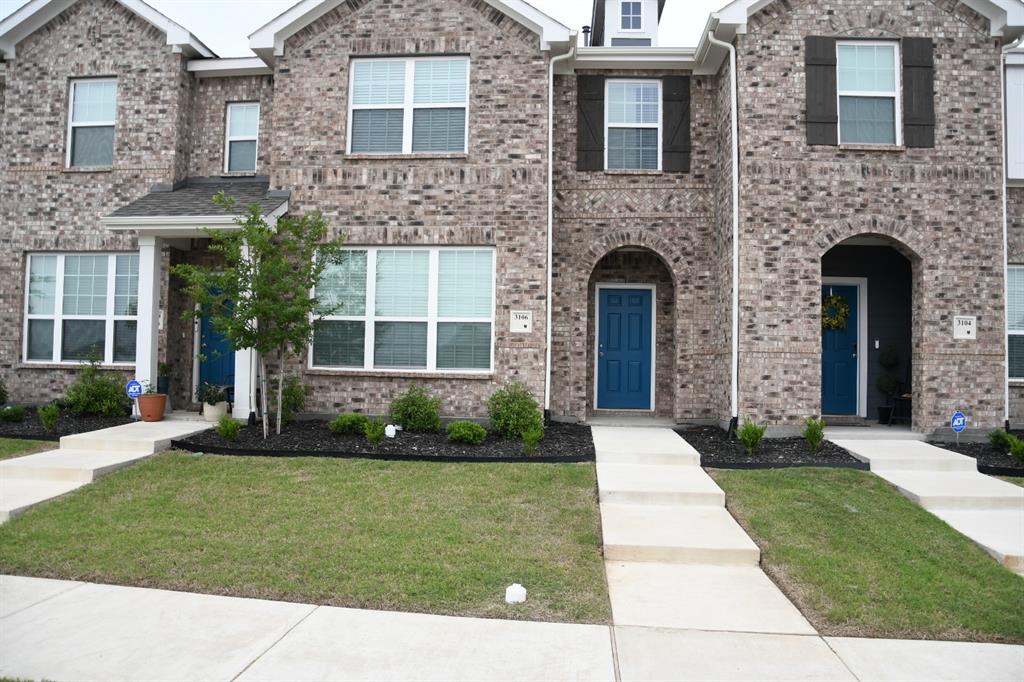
[1001,47,1011,429]
[707,30,740,421]
[545,35,577,412]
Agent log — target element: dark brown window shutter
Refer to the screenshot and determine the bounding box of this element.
[902,37,935,148]
[805,36,838,146]
[662,75,691,173]
[577,75,605,171]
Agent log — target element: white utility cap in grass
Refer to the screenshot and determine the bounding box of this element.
[385,424,397,438]
[505,583,527,604]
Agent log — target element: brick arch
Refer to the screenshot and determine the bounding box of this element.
[814,216,926,262]
[584,230,683,288]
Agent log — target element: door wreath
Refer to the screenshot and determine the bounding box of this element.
[821,294,850,331]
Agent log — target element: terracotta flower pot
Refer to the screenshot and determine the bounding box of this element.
[137,394,167,422]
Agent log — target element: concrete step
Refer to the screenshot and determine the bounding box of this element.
[932,509,1024,575]
[831,440,977,472]
[825,427,926,441]
[60,420,211,454]
[591,426,699,465]
[877,471,1024,511]
[0,449,154,483]
[600,503,760,566]
[0,477,87,522]
[605,561,815,634]
[596,463,724,506]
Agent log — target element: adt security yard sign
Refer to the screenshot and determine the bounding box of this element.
[125,380,143,400]
[951,411,967,435]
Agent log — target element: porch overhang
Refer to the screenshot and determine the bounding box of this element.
[101,203,289,238]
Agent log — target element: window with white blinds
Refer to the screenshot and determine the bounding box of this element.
[606,80,661,170]
[24,253,139,364]
[67,79,117,168]
[348,57,469,154]
[225,102,260,172]
[312,247,494,372]
[1009,266,1024,380]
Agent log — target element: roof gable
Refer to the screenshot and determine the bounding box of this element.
[0,0,215,59]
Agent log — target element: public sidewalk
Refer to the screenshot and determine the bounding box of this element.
[2,575,1022,682]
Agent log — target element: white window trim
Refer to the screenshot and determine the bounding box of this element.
[1009,265,1024,381]
[23,253,139,366]
[604,78,662,171]
[224,101,261,173]
[619,1,643,32]
[836,40,903,147]
[66,78,117,169]
[310,246,495,373]
[346,56,470,155]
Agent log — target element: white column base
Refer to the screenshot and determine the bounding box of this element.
[232,347,256,420]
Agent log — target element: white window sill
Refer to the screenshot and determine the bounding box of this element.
[306,367,492,380]
[603,169,663,176]
[219,171,259,178]
[1008,379,1024,385]
[16,362,134,371]
[838,144,906,153]
[63,166,114,173]
[344,153,469,161]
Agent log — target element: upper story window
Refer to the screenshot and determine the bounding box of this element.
[67,79,116,168]
[621,2,642,30]
[225,102,260,173]
[1009,266,1024,380]
[837,41,901,145]
[24,253,139,365]
[605,80,661,171]
[348,57,469,155]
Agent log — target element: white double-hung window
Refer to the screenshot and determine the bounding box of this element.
[67,78,117,167]
[24,253,139,364]
[1009,266,1024,380]
[348,57,469,154]
[225,102,260,172]
[837,41,901,145]
[606,80,661,170]
[312,247,494,372]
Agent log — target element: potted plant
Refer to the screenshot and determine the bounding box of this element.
[136,381,167,422]
[876,349,900,424]
[157,362,171,396]
[196,383,228,422]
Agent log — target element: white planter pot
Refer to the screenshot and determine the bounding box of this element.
[203,401,228,422]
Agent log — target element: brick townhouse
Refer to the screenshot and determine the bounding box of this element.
[1,0,1022,436]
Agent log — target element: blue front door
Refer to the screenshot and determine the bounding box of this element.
[821,285,858,415]
[198,315,234,388]
[597,288,653,410]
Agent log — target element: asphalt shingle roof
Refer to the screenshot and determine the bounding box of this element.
[108,178,288,218]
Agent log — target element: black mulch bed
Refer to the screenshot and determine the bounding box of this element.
[0,406,132,441]
[928,436,1024,477]
[173,419,595,463]
[679,425,868,470]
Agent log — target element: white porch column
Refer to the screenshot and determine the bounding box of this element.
[136,235,162,390]
[232,240,256,421]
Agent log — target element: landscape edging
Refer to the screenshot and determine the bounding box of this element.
[701,460,870,471]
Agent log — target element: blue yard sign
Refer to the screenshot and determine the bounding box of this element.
[951,411,967,434]
[125,380,143,400]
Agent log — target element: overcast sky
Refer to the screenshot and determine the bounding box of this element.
[0,0,725,56]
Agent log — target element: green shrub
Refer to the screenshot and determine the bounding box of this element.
[876,373,900,397]
[737,419,767,455]
[803,417,826,452]
[522,426,544,456]
[447,420,487,445]
[329,412,370,436]
[365,418,386,448]
[0,375,7,405]
[272,376,311,426]
[217,416,241,441]
[389,385,441,433]
[1007,434,1024,464]
[195,382,227,405]
[39,402,61,432]
[487,381,544,440]
[0,405,26,422]
[65,361,130,417]
[988,429,1012,452]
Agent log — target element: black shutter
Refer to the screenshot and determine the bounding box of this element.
[805,36,838,146]
[662,75,691,173]
[577,75,605,171]
[902,37,935,148]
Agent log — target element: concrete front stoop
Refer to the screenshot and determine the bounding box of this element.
[0,419,212,523]
[832,439,1024,575]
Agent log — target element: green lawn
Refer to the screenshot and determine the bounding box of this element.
[0,452,609,624]
[709,468,1024,643]
[0,438,49,460]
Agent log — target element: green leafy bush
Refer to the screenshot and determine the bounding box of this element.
[65,361,130,417]
[329,412,370,436]
[988,429,1011,451]
[0,405,26,422]
[522,426,544,456]
[195,383,227,405]
[487,381,544,440]
[447,420,487,445]
[803,417,826,452]
[217,416,241,441]
[737,419,767,455]
[273,376,311,426]
[389,385,441,433]
[365,418,386,448]
[1006,434,1024,464]
[39,402,61,432]
[0,375,7,405]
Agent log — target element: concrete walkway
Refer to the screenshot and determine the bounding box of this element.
[832,439,1024,575]
[0,418,211,523]
[4,574,1022,682]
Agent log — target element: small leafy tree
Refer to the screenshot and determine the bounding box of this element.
[171,193,345,437]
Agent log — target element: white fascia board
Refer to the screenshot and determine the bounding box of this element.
[573,46,698,71]
[187,57,273,78]
[0,0,214,59]
[102,215,240,237]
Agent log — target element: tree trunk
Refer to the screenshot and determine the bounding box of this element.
[259,354,269,439]
[276,345,285,435]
